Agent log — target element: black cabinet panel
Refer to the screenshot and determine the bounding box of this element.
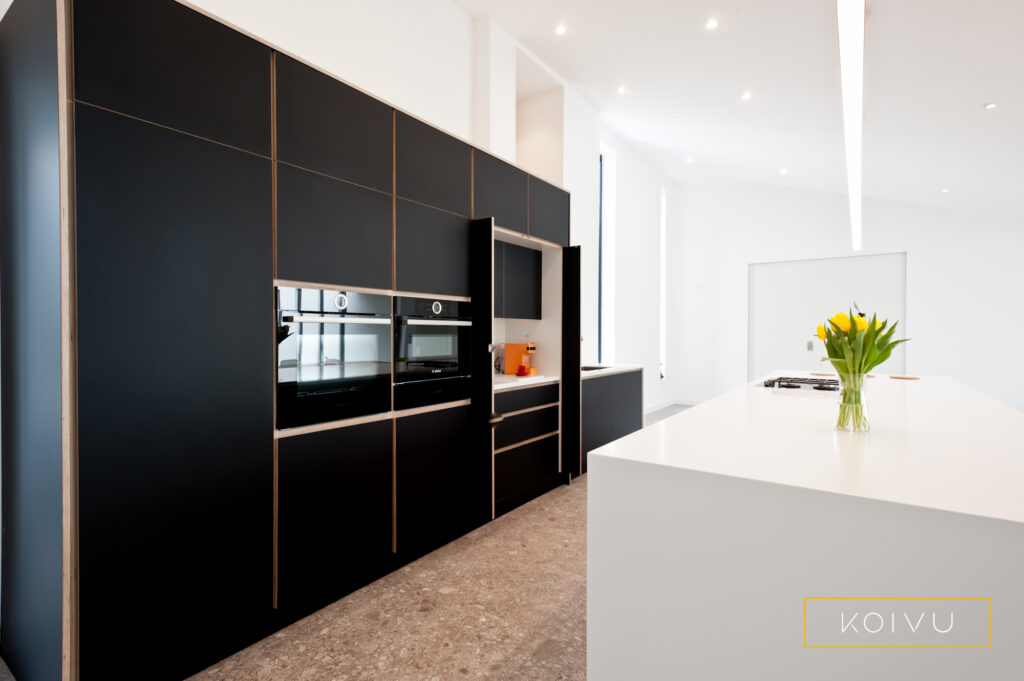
[528,176,570,246]
[396,199,471,297]
[74,0,271,156]
[495,383,559,414]
[493,241,505,318]
[276,54,392,192]
[495,406,559,450]
[504,243,542,320]
[277,163,392,289]
[609,370,644,440]
[473,150,527,232]
[396,112,471,216]
[581,377,611,475]
[75,104,274,679]
[396,406,490,560]
[495,435,560,517]
[278,422,393,616]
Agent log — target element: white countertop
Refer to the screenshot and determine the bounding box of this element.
[492,374,560,392]
[592,370,1024,525]
[580,364,643,380]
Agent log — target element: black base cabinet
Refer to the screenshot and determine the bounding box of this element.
[495,435,561,517]
[396,406,490,560]
[582,370,643,474]
[75,103,275,679]
[277,422,395,618]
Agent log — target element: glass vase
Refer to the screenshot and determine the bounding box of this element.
[836,373,869,432]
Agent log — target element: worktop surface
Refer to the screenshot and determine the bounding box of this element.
[592,370,1024,524]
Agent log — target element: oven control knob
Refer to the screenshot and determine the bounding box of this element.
[334,293,349,311]
[431,301,442,315]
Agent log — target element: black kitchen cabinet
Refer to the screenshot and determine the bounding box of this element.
[582,370,643,474]
[493,241,506,318]
[608,370,644,440]
[503,242,542,320]
[74,0,271,156]
[396,406,490,560]
[396,199,471,297]
[495,406,559,450]
[276,53,392,192]
[473,150,527,232]
[494,435,560,517]
[528,176,570,246]
[277,162,392,289]
[396,112,471,216]
[74,104,274,679]
[494,383,560,414]
[277,422,394,617]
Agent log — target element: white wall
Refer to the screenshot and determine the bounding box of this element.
[600,128,681,412]
[181,0,475,140]
[472,18,516,159]
[516,87,563,185]
[674,179,1024,410]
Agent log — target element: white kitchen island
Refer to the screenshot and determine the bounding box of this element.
[588,372,1024,680]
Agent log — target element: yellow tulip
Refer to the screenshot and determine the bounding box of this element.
[816,324,827,340]
[854,315,867,332]
[830,312,851,333]
[876,319,883,330]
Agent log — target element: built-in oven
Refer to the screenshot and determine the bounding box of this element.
[393,296,472,410]
[276,286,392,429]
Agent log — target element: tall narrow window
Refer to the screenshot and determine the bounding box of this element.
[598,144,616,364]
[659,186,668,380]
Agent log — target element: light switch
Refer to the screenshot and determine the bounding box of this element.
[806,340,814,351]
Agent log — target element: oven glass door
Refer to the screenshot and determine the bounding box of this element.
[394,319,470,383]
[277,315,392,428]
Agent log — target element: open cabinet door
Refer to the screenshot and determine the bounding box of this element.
[470,218,496,517]
[561,246,582,478]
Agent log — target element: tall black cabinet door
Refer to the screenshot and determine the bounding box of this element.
[396,112,471,216]
[396,199,471,297]
[277,163,392,289]
[473,150,527,232]
[528,176,570,246]
[74,0,271,155]
[276,54,392,192]
[396,406,490,560]
[493,241,506,318]
[504,243,542,320]
[277,422,393,617]
[75,104,274,680]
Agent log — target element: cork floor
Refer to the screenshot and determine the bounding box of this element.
[191,476,588,681]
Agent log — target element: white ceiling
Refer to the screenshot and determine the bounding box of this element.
[453,0,1024,217]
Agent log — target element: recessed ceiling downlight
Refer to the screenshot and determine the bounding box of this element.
[779,168,789,176]
[941,188,950,193]
[740,90,752,102]
[983,102,998,110]
[685,156,695,164]
[705,18,719,31]
[555,24,567,35]
[617,85,626,95]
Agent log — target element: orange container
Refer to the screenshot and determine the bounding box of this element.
[504,343,527,375]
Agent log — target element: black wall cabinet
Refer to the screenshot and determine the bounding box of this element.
[276,53,392,192]
[397,112,471,216]
[501,242,542,320]
[75,104,274,679]
[277,422,394,617]
[277,163,392,289]
[74,0,271,156]
[396,406,490,560]
[493,241,506,318]
[528,176,570,246]
[581,370,643,474]
[495,435,560,517]
[396,199,471,297]
[473,150,527,232]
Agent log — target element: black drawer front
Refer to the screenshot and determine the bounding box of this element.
[494,405,559,450]
[494,383,559,413]
[495,435,560,517]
